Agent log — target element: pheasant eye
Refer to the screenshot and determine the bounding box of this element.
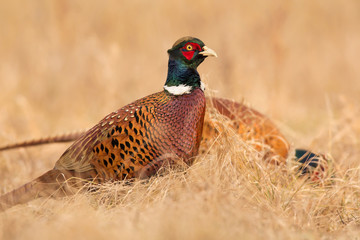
[186,44,193,51]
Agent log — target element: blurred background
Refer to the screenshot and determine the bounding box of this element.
[0,2,359,238]
[0,0,359,160]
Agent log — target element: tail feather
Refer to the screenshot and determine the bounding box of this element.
[0,130,85,151]
[0,169,88,211]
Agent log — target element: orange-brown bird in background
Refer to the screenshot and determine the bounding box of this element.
[202,97,289,164]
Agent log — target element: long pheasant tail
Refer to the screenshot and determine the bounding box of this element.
[0,130,86,151]
[0,169,76,211]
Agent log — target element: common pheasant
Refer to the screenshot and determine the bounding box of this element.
[0,36,217,211]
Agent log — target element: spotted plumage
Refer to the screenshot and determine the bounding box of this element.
[0,36,217,211]
[57,89,206,181]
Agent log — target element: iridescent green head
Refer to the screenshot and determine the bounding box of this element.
[167,36,217,69]
[164,37,217,95]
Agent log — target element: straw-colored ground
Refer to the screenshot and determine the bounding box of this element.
[0,0,359,239]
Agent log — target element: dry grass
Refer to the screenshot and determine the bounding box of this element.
[0,0,360,239]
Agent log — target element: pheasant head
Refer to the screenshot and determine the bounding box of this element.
[164,36,217,95]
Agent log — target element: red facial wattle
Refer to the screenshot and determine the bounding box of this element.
[181,42,202,60]
[182,51,195,60]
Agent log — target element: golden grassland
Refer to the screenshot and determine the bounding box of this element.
[0,0,359,239]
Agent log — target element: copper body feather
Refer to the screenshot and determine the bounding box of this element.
[56,89,206,181]
[0,89,205,210]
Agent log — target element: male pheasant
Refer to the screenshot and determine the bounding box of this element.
[0,36,217,211]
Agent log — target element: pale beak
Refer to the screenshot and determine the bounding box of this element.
[199,46,218,57]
